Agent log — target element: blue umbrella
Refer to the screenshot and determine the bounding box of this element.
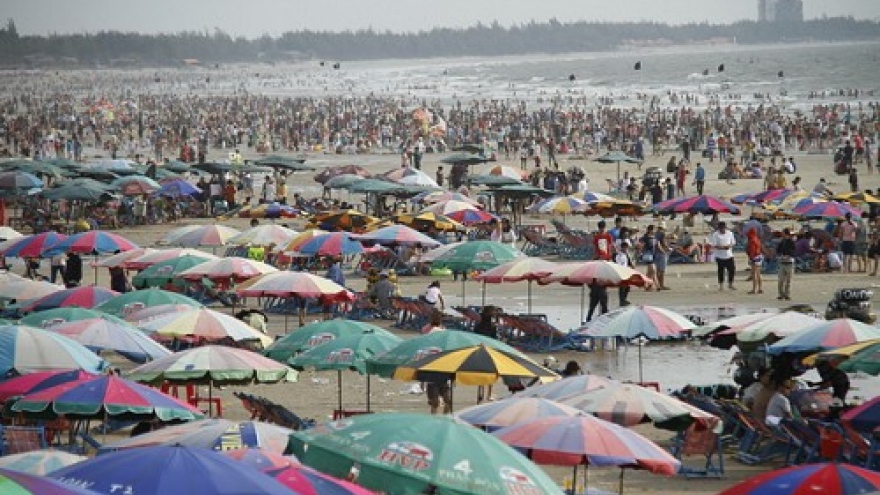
[156,179,202,198]
[50,445,296,495]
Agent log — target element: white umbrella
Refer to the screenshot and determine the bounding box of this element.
[228,225,299,247]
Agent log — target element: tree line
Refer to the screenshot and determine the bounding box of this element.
[0,17,878,66]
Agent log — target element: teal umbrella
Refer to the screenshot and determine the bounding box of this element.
[94,288,202,318]
[254,155,314,171]
[469,175,522,186]
[288,330,402,412]
[595,151,642,183]
[263,318,395,362]
[431,241,522,305]
[19,307,121,328]
[441,152,489,165]
[288,412,563,495]
[131,254,212,289]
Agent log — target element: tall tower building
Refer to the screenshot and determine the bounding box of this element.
[775,0,804,22]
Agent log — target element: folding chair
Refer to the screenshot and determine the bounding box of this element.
[671,424,725,478]
[0,426,47,455]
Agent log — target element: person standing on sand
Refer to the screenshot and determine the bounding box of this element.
[745,229,763,294]
[709,221,736,292]
[614,240,635,306]
[837,212,859,273]
[693,162,706,195]
[776,228,796,300]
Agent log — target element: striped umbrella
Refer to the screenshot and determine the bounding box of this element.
[793,200,863,219]
[729,311,825,346]
[445,208,498,225]
[582,191,617,203]
[236,203,301,219]
[559,382,718,431]
[267,464,378,495]
[123,248,218,270]
[296,232,364,256]
[393,211,465,232]
[493,415,680,494]
[224,447,299,470]
[421,199,481,216]
[48,316,172,363]
[0,451,86,476]
[0,279,61,301]
[430,240,521,272]
[0,325,107,376]
[530,196,589,215]
[20,307,117,328]
[42,231,138,256]
[0,171,43,191]
[804,339,880,367]
[228,225,298,247]
[0,468,99,495]
[131,254,213,289]
[652,195,740,214]
[155,179,201,198]
[127,345,295,385]
[842,395,880,431]
[0,226,23,241]
[833,191,880,205]
[456,397,582,430]
[264,319,395,363]
[136,307,272,348]
[178,257,278,283]
[94,247,160,268]
[542,261,653,288]
[769,318,880,355]
[482,164,528,180]
[0,369,96,402]
[420,191,480,205]
[163,225,241,248]
[475,257,558,313]
[514,374,615,401]
[99,419,294,454]
[123,304,201,324]
[838,342,880,376]
[718,463,880,495]
[11,374,203,421]
[236,271,353,301]
[110,175,161,195]
[94,287,202,318]
[354,225,441,247]
[22,286,119,312]
[275,229,328,254]
[324,173,366,190]
[311,209,377,232]
[392,344,558,386]
[0,232,67,258]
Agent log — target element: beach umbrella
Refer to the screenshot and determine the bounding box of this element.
[122,248,218,270]
[11,374,203,422]
[586,199,648,218]
[296,232,364,257]
[717,463,880,495]
[0,279,61,301]
[531,196,589,215]
[514,374,615,401]
[445,208,498,225]
[324,173,366,189]
[41,184,111,202]
[235,203,301,219]
[652,195,741,215]
[385,167,439,188]
[93,247,159,268]
[47,317,172,363]
[313,165,371,184]
[154,179,201,198]
[161,160,190,173]
[768,319,880,355]
[267,464,377,495]
[131,254,212,289]
[49,445,294,495]
[421,199,481,216]
[41,231,138,257]
[224,447,299,470]
[420,191,480,205]
[275,229,328,254]
[0,369,97,402]
[127,345,294,385]
[163,224,241,248]
[109,175,160,195]
[255,155,313,171]
[178,256,278,283]
[122,303,199,324]
[595,151,641,182]
[135,307,272,348]
[469,174,522,186]
[94,287,202,318]
[475,257,558,313]
[493,415,681,494]
[0,325,107,376]
[288,412,563,495]
[21,286,118,313]
[441,152,489,165]
[354,224,441,247]
[311,210,376,232]
[793,200,863,219]
[838,341,880,375]
[0,171,43,193]
[842,396,880,432]
[0,232,67,258]
[481,164,528,181]
[228,225,298,247]
[98,418,293,454]
[264,319,395,362]
[833,191,880,205]
[691,311,775,338]
[540,260,653,323]
[289,330,403,412]
[803,338,880,367]
[393,211,465,232]
[366,329,528,378]
[0,451,86,475]
[20,307,114,328]
[0,226,22,241]
[431,240,522,305]
[347,178,403,194]
[236,271,353,301]
[456,397,582,430]
[559,382,718,432]
[0,468,100,495]
[725,311,825,348]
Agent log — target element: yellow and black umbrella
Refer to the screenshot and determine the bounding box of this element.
[393,211,465,232]
[392,344,558,386]
[309,209,377,232]
[587,199,647,218]
[802,338,880,367]
[833,191,880,205]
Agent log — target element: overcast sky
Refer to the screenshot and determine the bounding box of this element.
[3,0,879,38]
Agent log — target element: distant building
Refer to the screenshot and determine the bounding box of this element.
[759,0,804,22]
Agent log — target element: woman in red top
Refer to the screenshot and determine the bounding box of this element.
[746,229,763,294]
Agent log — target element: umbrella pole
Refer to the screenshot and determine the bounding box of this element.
[571,465,578,495]
[580,285,585,324]
[94,254,99,286]
[337,370,343,414]
[208,380,214,417]
[527,280,532,315]
[619,468,625,495]
[103,410,108,444]
[461,277,466,307]
[638,340,644,384]
[481,281,486,307]
[366,374,371,412]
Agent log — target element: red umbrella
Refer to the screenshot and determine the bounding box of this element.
[0,369,96,402]
[42,231,139,256]
[267,464,378,495]
[540,261,653,323]
[718,463,880,495]
[296,232,364,257]
[652,195,740,215]
[475,257,558,313]
[22,286,119,312]
[0,232,67,258]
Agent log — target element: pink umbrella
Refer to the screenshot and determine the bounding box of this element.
[235,272,354,328]
[540,261,654,323]
[163,225,241,248]
[421,191,480,205]
[475,257,558,313]
[124,248,218,270]
[354,225,441,247]
[177,257,278,283]
[269,464,378,495]
[22,286,119,312]
[94,248,160,268]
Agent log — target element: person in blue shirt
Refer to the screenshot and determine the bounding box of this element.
[693,162,706,195]
[325,257,346,287]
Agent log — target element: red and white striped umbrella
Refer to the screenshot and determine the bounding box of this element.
[163,225,241,247]
[228,225,298,247]
[94,248,160,268]
[136,307,272,347]
[235,272,353,302]
[541,261,653,287]
[124,248,218,270]
[178,257,278,283]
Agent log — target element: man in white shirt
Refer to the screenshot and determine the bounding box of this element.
[614,240,635,306]
[710,221,737,291]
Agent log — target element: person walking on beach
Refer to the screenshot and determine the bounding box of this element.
[693,162,706,195]
[837,212,859,273]
[776,228,796,300]
[615,240,635,306]
[710,221,736,291]
[745,229,763,294]
[654,224,671,290]
[593,220,613,261]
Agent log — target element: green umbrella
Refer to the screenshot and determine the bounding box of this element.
[163,160,191,173]
[323,173,366,190]
[469,174,522,186]
[288,330,402,412]
[431,241,522,305]
[487,184,555,197]
[19,307,123,328]
[131,254,212,289]
[839,341,880,375]
[365,329,528,378]
[288,412,564,495]
[254,155,315,171]
[41,184,112,202]
[595,150,642,182]
[348,178,402,194]
[441,152,489,165]
[94,288,202,318]
[263,318,395,362]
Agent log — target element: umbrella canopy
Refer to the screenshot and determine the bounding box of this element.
[0,369,97,402]
[50,445,294,495]
[19,307,114,328]
[0,468,100,495]
[445,208,498,225]
[793,200,863,219]
[540,261,653,288]
[421,200,481,216]
[235,203,301,220]
[0,171,43,192]
[228,225,298,247]
[48,317,172,363]
[420,191,480,205]
[587,305,695,340]
[110,175,161,195]
[127,345,295,385]
[94,248,159,268]
[94,288,202,318]
[354,225,441,247]
[842,396,880,432]
[430,240,521,272]
[366,329,528,378]
[0,325,107,376]
[0,451,86,476]
[393,211,465,232]
[178,257,278,283]
[385,167,439,188]
[267,464,377,495]
[289,330,403,374]
[155,179,201,198]
[131,254,212,289]
[0,227,23,241]
[42,231,138,257]
[833,191,880,205]
[493,415,680,474]
[441,152,489,165]
[324,173,366,189]
[469,174,522,186]
[136,307,272,347]
[41,184,112,202]
[717,463,880,495]
[276,229,329,254]
[1,232,67,258]
[22,287,119,313]
[531,196,589,215]
[123,303,200,324]
[0,279,61,302]
[393,344,558,386]
[264,319,396,363]
[11,374,203,421]
[99,418,293,454]
[803,339,880,367]
[481,165,528,180]
[595,151,641,182]
[476,257,558,283]
[288,412,563,495]
[727,311,825,346]
[652,195,741,215]
[456,397,582,430]
[838,341,880,375]
[514,374,615,401]
[123,248,218,270]
[296,232,364,257]
[163,224,241,247]
[235,272,353,302]
[692,312,775,338]
[559,382,718,431]
[348,178,406,194]
[224,447,299,470]
[585,199,647,218]
[768,319,880,355]
[314,165,371,184]
[311,210,377,232]
[254,155,313,171]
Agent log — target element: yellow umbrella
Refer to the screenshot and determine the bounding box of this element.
[802,338,880,367]
[393,211,465,232]
[833,192,880,205]
[393,344,558,386]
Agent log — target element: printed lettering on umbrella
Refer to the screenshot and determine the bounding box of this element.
[377,442,434,471]
[499,466,542,495]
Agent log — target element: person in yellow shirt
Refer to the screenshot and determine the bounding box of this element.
[772,170,787,190]
[276,175,288,204]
